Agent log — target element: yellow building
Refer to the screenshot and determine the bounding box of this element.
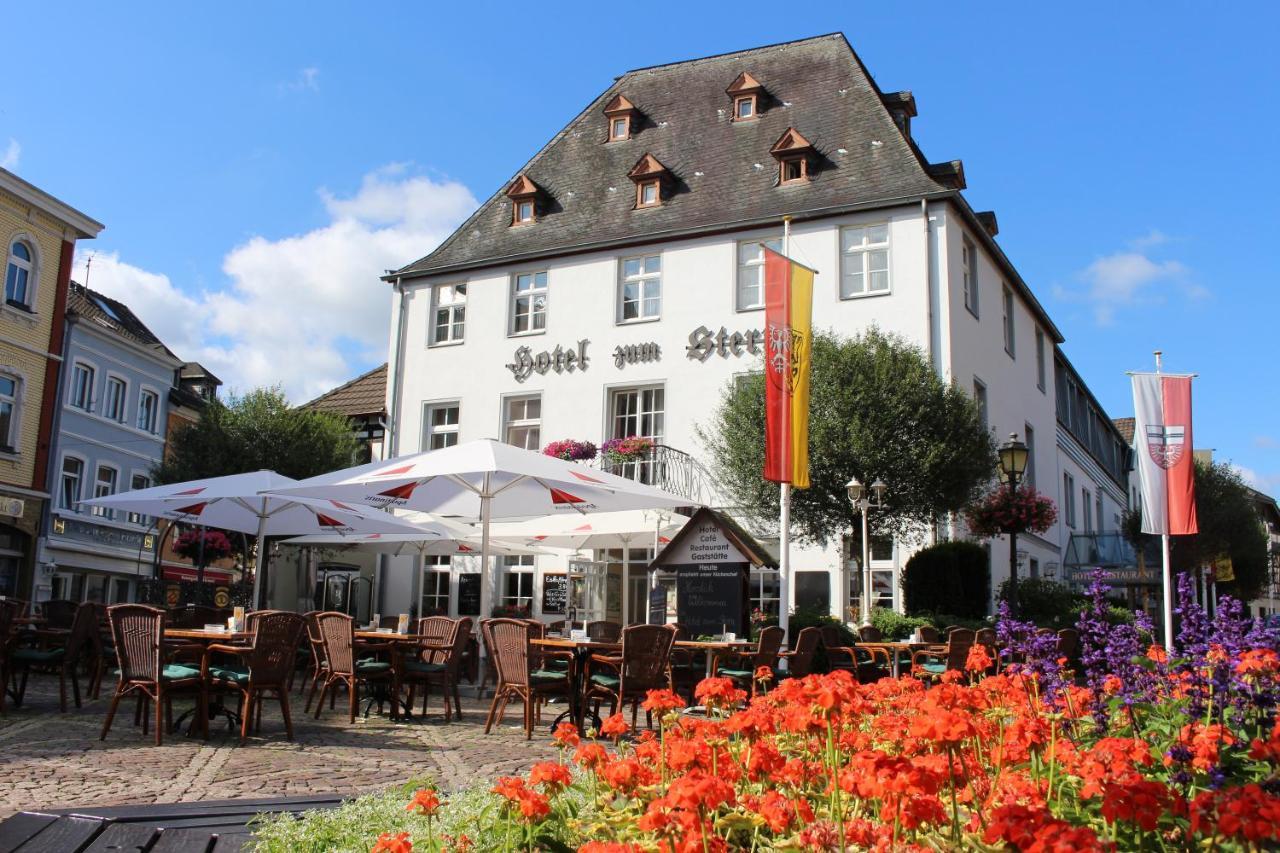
[0,168,103,601]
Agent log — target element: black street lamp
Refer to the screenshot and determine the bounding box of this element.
[997,433,1029,613]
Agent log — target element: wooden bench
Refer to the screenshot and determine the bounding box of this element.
[0,794,346,852]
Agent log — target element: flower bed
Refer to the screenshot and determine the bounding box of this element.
[256,576,1280,852]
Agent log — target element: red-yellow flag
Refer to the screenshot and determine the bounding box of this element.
[762,246,813,488]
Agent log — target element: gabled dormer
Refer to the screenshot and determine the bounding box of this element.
[726,72,765,121]
[603,94,639,142]
[770,127,815,184]
[506,175,541,225]
[626,153,671,209]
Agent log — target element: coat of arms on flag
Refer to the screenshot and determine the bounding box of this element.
[1131,372,1198,536]
[761,246,814,489]
[1145,424,1186,469]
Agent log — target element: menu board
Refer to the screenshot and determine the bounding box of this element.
[675,561,747,638]
[648,586,668,625]
[457,573,481,616]
[541,573,568,614]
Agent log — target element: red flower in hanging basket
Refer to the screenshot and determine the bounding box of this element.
[173,529,234,563]
[965,484,1057,537]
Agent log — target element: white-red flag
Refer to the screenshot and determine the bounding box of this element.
[1131,373,1198,535]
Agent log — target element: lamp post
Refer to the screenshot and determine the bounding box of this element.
[996,433,1030,614]
[847,475,888,626]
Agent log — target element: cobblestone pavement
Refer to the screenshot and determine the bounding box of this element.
[0,677,559,819]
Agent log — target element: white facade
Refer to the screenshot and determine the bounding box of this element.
[381,197,1095,623]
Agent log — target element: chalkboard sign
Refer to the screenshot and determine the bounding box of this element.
[457,573,481,616]
[675,562,747,639]
[648,586,667,625]
[541,573,568,614]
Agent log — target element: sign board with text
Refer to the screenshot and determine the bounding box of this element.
[457,573,481,616]
[541,572,568,614]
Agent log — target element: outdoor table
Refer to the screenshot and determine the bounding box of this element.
[163,628,252,733]
[859,641,934,678]
[674,639,756,679]
[533,637,621,732]
[354,631,449,720]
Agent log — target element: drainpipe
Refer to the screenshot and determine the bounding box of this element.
[921,199,937,375]
[387,277,407,458]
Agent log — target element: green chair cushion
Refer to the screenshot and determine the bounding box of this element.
[403,660,445,675]
[210,665,250,685]
[13,647,64,664]
[920,663,947,675]
[163,663,201,681]
[589,673,620,689]
[531,669,568,683]
[356,660,391,674]
[717,668,752,679]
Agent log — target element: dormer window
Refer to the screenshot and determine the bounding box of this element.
[627,153,671,209]
[603,94,639,142]
[505,175,541,226]
[726,72,764,122]
[770,127,815,185]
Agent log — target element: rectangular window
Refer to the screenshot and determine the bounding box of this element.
[59,457,83,511]
[501,554,535,612]
[1083,488,1094,533]
[103,377,127,422]
[91,465,118,519]
[1035,328,1046,392]
[126,474,151,525]
[421,402,460,450]
[1002,285,1015,357]
[420,560,450,615]
[610,117,628,141]
[1029,558,1040,579]
[840,224,891,298]
[750,570,780,620]
[0,375,15,451]
[511,271,547,334]
[609,386,664,484]
[736,237,782,310]
[1064,473,1076,528]
[619,255,661,322]
[973,379,988,430]
[503,394,541,450]
[962,237,979,317]
[70,363,94,411]
[1096,493,1104,533]
[1024,423,1036,489]
[430,283,466,345]
[137,389,158,433]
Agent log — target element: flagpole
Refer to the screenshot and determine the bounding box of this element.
[1155,350,1175,652]
[778,216,793,649]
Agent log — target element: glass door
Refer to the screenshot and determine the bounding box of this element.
[567,558,608,629]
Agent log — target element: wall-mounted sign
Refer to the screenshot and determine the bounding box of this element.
[51,515,156,553]
[507,340,590,382]
[686,325,765,362]
[613,342,661,369]
[457,572,481,616]
[0,497,24,518]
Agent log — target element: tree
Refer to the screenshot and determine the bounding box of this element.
[155,387,360,484]
[698,327,996,546]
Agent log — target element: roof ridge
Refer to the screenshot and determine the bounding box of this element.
[301,362,387,409]
[618,32,847,77]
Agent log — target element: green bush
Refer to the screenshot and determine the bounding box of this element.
[997,577,1084,629]
[870,607,933,640]
[902,541,990,619]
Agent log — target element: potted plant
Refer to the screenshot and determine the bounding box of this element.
[601,436,654,464]
[964,484,1057,537]
[542,439,598,462]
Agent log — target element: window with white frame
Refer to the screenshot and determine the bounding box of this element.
[5,240,33,308]
[1024,423,1036,489]
[421,556,451,615]
[137,389,158,433]
[103,377,127,422]
[619,255,661,322]
[1002,285,1016,357]
[502,395,541,450]
[59,457,83,511]
[510,271,547,334]
[609,386,664,484]
[501,554,535,612]
[736,237,782,310]
[0,375,17,451]
[1082,487,1094,532]
[973,378,988,430]
[91,464,118,519]
[840,224,890,298]
[1063,472,1076,528]
[430,283,466,345]
[421,402,460,450]
[126,474,151,525]
[750,569,780,620]
[1035,328,1046,392]
[962,237,979,317]
[70,363,94,411]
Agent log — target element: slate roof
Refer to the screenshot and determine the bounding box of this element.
[1113,417,1135,444]
[68,281,175,358]
[395,33,950,279]
[302,363,387,417]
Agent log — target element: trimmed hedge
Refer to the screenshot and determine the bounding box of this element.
[902,540,990,619]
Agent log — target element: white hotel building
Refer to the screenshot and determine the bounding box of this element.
[376,34,1131,625]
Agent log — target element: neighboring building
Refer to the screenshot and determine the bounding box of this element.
[302,362,387,462]
[0,169,103,600]
[1247,488,1280,617]
[38,283,183,603]
[380,34,1125,623]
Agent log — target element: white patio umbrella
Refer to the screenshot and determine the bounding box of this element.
[281,532,552,559]
[487,510,688,623]
[270,439,694,621]
[80,470,429,607]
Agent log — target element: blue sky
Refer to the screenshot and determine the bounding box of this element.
[4,2,1278,491]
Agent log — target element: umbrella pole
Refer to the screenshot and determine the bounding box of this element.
[477,473,494,698]
[621,535,630,627]
[251,499,268,609]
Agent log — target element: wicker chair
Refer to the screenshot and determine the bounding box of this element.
[40,599,78,630]
[911,628,976,680]
[713,625,784,697]
[1057,628,1081,674]
[586,621,622,643]
[207,611,306,743]
[12,601,100,711]
[416,616,456,656]
[0,603,13,714]
[403,617,473,721]
[917,625,941,644]
[100,605,205,745]
[819,624,889,683]
[665,623,701,703]
[585,624,677,727]
[312,611,394,723]
[779,626,822,679]
[0,598,28,619]
[301,611,329,713]
[483,618,575,740]
[858,625,883,643]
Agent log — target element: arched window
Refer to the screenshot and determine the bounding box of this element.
[5,240,33,308]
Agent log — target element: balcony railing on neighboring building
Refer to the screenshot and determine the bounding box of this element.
[597,443,713,505]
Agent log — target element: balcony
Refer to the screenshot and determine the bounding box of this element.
[597,443,713,505]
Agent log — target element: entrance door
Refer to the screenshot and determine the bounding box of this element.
[567,558,608,628]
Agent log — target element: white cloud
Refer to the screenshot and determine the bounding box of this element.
[1053,235,1202,325]
[278,67,320,95]
[1129,229,1169,250]
[79,166,476,403]
[1255,435,1278,450]
[1,139,20,170]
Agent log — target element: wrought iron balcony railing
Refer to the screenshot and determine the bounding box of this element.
[597,443,713,505]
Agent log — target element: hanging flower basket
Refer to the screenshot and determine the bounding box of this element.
[602,436,654,464]
[172,529,234,565]
[965,484,1057,537]
[542,439,598,462]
